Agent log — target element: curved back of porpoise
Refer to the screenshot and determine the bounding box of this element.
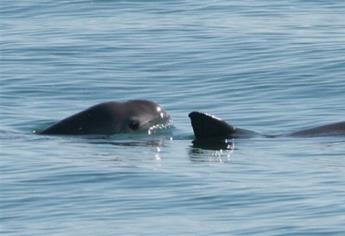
[289,121,345,137]
[189,111,345,140]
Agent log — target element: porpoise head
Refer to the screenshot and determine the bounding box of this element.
[119,100,170,133]
[39,100,170,135]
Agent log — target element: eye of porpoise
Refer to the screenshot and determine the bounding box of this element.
[39,100,170,135]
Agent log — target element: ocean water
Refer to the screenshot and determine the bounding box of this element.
[1,0,345,235]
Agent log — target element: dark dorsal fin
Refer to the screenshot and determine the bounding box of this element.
[188,112,236,140]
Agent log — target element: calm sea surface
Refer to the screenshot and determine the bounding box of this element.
[1,1,345,235]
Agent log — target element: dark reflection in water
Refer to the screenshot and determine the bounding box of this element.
[189,139,235,162]
[192,138,235,150]
[88,139,165,148]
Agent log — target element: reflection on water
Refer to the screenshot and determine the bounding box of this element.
[88,139,164,147]
[189,148,235,163]
[189,139,235,162]
[192,138,235,150]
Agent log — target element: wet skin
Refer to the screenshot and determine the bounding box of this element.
[40,100,170,135]
[39,102,344,150]
[189,111,345,144]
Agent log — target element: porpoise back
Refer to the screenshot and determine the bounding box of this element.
[188,111,345,141]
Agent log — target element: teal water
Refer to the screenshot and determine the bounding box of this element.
[1,1,345,235]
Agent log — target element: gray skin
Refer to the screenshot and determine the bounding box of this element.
[189,111,345,141]
[40,100,170,135]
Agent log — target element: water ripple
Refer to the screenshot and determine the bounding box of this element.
[1,0,345,235]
